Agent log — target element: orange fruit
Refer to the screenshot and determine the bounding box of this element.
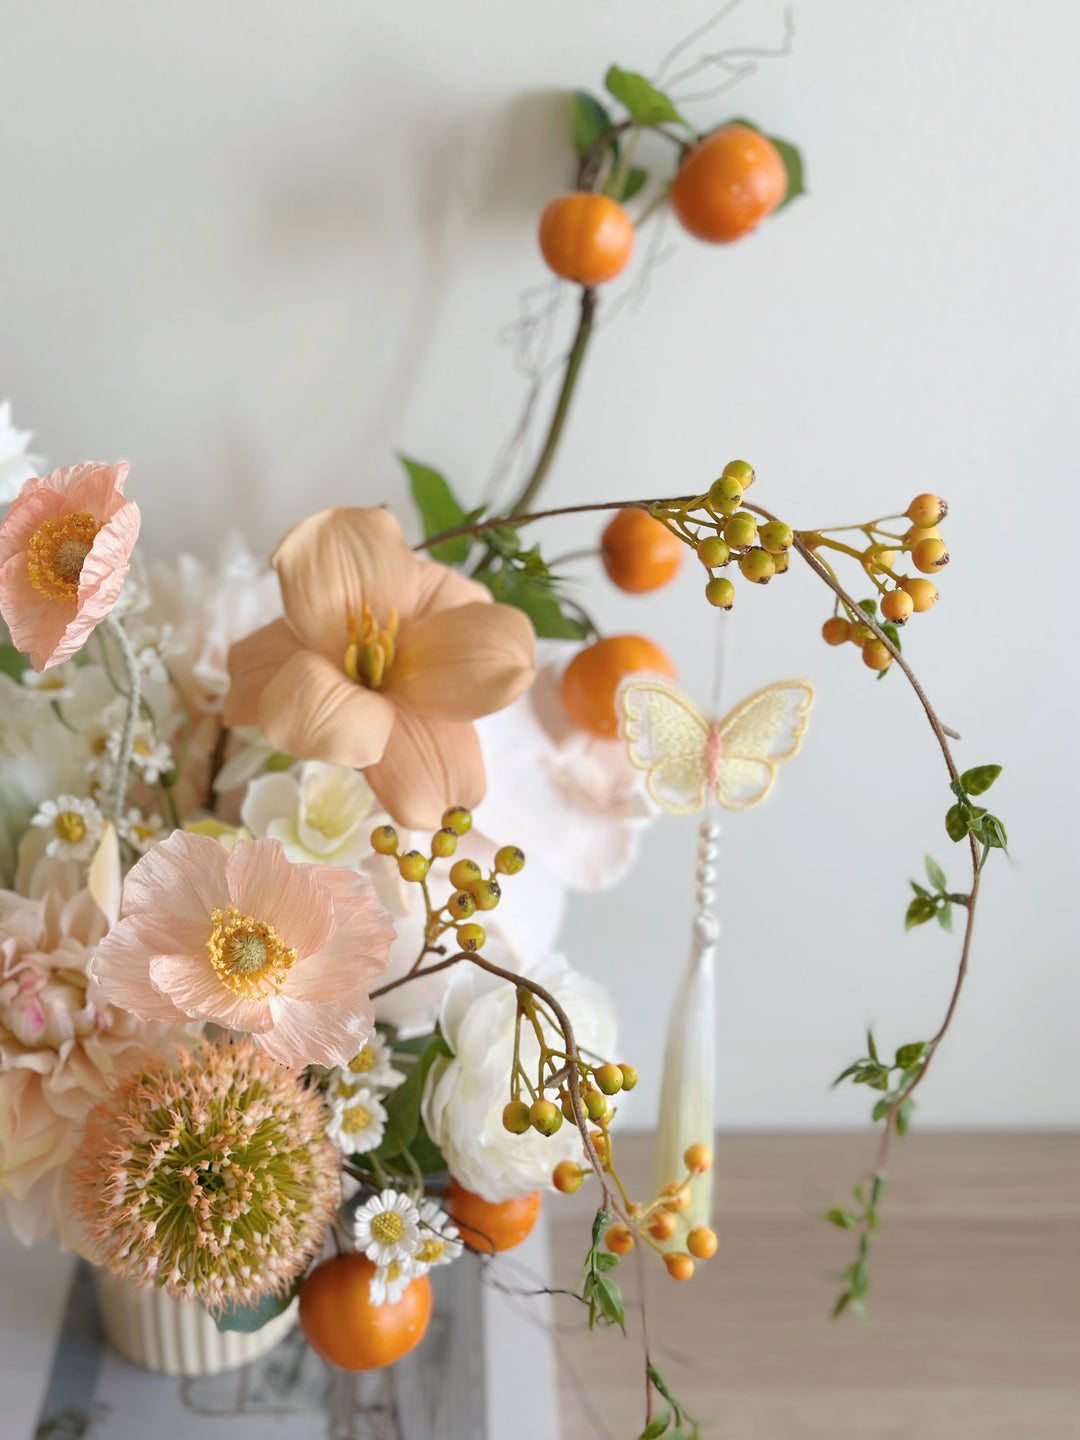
[670,125,788,243]
[560,635,677,738]
[539,193,634,286]
[601,508,684,593]
[298,1253,432,1371]
[444,1178,540,1254]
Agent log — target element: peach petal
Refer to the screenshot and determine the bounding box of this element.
[412,559,491,619]
[88,918,192,1021]
[225,839,335,958]
[65,462,131,519]
[284,867,394,1000]
[272,507,419,657]
[260,994,372,1069]
[0,558,72,670]
[364,708,486,830]
[0,484,64,562]
[147,954,274,1032]
[120,831,230,922]
[257,650,396,768]
[224,618,304,728]
[390,601,535,721]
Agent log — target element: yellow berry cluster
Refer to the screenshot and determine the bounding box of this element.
[500,1002,637,1138]
[649,460,794,610]
[814,492,949,673]
[555,1142,718,1283]
[370,806,525,955]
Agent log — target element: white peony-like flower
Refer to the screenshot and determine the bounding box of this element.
[353,1187,422,1268]
[422,954,616,1202]
[240,761,377,867]
[473,641,654,891]
[325,1086,388,1155]
[30,797,105,862]
[0,401,39,504]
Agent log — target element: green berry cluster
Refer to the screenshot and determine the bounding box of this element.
[370,806,525,955]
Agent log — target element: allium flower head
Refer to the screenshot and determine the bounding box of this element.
[71,1036,339,1314]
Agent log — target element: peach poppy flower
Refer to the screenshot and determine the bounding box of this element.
[88,831,395,1069]
[225,507,535,829]
[0,463,141,671]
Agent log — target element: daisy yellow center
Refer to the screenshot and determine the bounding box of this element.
[415,1238,445,1264]
[26,513,102,601]
[206,906,298,999]
[55,812,87,844]
[340,1103,372,1134]
[343,602,398,691]
[384,1261,401,1282]
[370,1210,405,1245]
[348,1044,376,1074]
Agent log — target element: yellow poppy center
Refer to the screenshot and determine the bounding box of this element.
[206,905,298,998]
[370,1210,405,1245]
[344,602,398,690]
[55,812,87,844]
[26,512,101,601]
[348,1044,376,1074]
[339,1102,372,1134]
[415,1238,445,1264]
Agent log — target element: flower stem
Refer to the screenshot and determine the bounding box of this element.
[103,614,141,826]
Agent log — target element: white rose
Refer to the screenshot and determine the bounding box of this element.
[422,953,616,1202]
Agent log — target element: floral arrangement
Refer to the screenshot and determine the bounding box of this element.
[0,48,1006,1440]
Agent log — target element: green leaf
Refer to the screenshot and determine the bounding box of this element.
[619,166,649,202]
[375,1033,451,1159]
[639,1412,672,1440]
[910,881,929,898]
[474,563,590,640]
[215,1275,302,1332]
[925,855,947,891]
[832,1290,851,1318]
[591,1274,626,1331]
[871,1098,889,1122]
[848,1261,868,1298]
[894,1041,925,1069]
[825,1208,856,1228]
[905,895,937,930]
[857,597,877,618]
[647,1367,680,1412]
[959,764,1002,796]
[0,643,28,682]
[591,1208,612,1251]
[400,455,471,566]
[770,135,805,210]
[604,66,686,128]
[594,1251,620,1271]
[983,814,1008,850]
[945,803,969,843]
[880,621,901,652]
[571,91,617,160]
[936,902,953,932]
[896,1097,915,1135]
[866,1029,879,1063]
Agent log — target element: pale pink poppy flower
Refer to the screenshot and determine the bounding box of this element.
[89,831,395,1068]
[225,507,535,829]
[0,462,141,671]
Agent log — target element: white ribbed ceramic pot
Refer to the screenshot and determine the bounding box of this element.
[92,1267,298,1376]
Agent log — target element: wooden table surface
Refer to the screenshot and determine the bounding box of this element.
[548,1133,1080,1440]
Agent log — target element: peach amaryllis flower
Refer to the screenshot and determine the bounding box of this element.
[88,830,395,1068]
[224,507,535,829]
[0,463,141,671]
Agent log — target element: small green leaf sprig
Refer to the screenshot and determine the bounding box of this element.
[826,1171,885,1319]
[906,855,969,932]
[640,1365,701,1440]
[945,764,1007,869]
[580,1208,626,1332]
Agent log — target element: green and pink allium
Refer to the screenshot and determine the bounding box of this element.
[71,1035,340,1315]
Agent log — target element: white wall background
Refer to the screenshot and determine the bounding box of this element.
[2,1,1077,1129]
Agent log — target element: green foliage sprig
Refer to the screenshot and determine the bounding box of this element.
[579,1208,626,1332]
[641,1365,701,1440]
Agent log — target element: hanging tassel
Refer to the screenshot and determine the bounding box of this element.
[651,816,718,1238]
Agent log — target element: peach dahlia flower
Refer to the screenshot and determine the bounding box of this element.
[0,463,140,671]
[89,831,395,1069]
[225,507,535,829]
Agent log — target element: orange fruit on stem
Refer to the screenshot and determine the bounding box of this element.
[444,1178,540,1254]
[539,193,634,286]
[601,509,683,593]
[299,1253,432,1372]
[561,635,677,738]
[670,125,788,243]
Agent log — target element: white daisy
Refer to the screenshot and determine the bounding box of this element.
[127,623,184,685]
[339,1032,407,1091]
[31,795,104,861]
[413,1198,464,1270]
[368,1257,416,1307]
[120,807,168,855]
[19,666,76,703]
[353,1188,421,1268]
[326,1087,388,1156]
[108,721,173,785]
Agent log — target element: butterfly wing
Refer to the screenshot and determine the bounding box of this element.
[713,681,814,810]
[619,676,710,815]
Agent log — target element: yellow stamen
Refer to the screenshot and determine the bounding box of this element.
[343,603,399,691]
[55,812,87,844]
[206,905,297,999]
[348,1044,376,1074]
[370,1210,405,1244]
[415,1238,445,1264]
[339,1103,372,1135]
[26,512,102,601]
